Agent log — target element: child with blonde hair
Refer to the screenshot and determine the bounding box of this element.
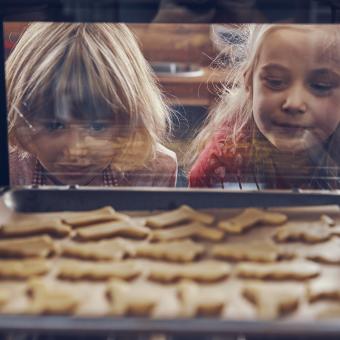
[188,24,340,189]
[7,23,177,187]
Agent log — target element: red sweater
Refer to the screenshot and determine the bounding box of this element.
[188,124,327,189]
[189,126,252,188]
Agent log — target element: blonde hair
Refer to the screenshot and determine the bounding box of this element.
[187,24,340,170]
[6,23,171,170]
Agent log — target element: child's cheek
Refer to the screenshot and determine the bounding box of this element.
[310,98,340,140]
[252,84,273,124]
[82,136,116,160]
[27,136,64,161]
[252,102,273,132]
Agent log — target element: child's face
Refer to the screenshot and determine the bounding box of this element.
[251,27,340,153]
[22,119,121,185]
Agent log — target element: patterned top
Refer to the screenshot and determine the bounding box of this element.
[31,161,119,187]
[10,143,178,187]
[189,122,338,190]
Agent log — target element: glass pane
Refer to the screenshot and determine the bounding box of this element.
[4,22,340,189]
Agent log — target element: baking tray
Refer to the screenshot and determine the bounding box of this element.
[0,316,339,337]
[1,188,340,337]
[3,186,340,212]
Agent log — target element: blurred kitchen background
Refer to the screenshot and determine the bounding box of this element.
[130,24,229,186]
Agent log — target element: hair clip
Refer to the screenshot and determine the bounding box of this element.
[12,104,36,131]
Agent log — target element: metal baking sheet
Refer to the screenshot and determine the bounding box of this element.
[0,316,339,337]
[1,188,340,336]
[3,187,340,212]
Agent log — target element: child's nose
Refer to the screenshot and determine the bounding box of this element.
[281,86,307,115]
[64,129,87,157]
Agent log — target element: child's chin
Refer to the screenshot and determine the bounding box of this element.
[270,138,311,154]
[53,174,96,186]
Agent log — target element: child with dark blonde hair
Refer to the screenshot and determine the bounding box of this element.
[7,23,177,187]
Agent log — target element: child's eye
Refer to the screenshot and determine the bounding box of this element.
[89,122,107,132]
[264,77,286,90]
[310,82,333,94]
[45,121,65,131]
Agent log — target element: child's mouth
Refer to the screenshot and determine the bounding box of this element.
[272,122,308,136]
[274,121,305,129]
[57,163,93,169]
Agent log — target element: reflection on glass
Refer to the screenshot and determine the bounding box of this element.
[5,22,340,190]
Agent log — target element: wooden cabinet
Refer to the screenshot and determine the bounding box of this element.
[3,23,29,59]
[129,23,227,107]
[156,66,227,106]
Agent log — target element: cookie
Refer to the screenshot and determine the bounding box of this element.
[135,240,205,262]
[305,238,340,264]
[148,260,231,283]
[0,289,10,308]
[0,235,55,258]
[243,283,302,319]
[218,208,287,234]
[57,260,141,281]
[316,305,340,319]
[273,222,332,243]
[307,278,340,302]
[61,238,136,261]
[145,205,214,229]
[235,260,320,280]
[26,279,79,315]
[211,240,292,262]
[62,206,128,227]
[75,219,150,241]
[0,259,50,279]
[151,222,224,242]
[320,214,336,226]
[177,280,226,317]
[106,279,161,316]
[1,218,71,238]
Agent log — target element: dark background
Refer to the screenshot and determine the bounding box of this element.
[1,0,340,23]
